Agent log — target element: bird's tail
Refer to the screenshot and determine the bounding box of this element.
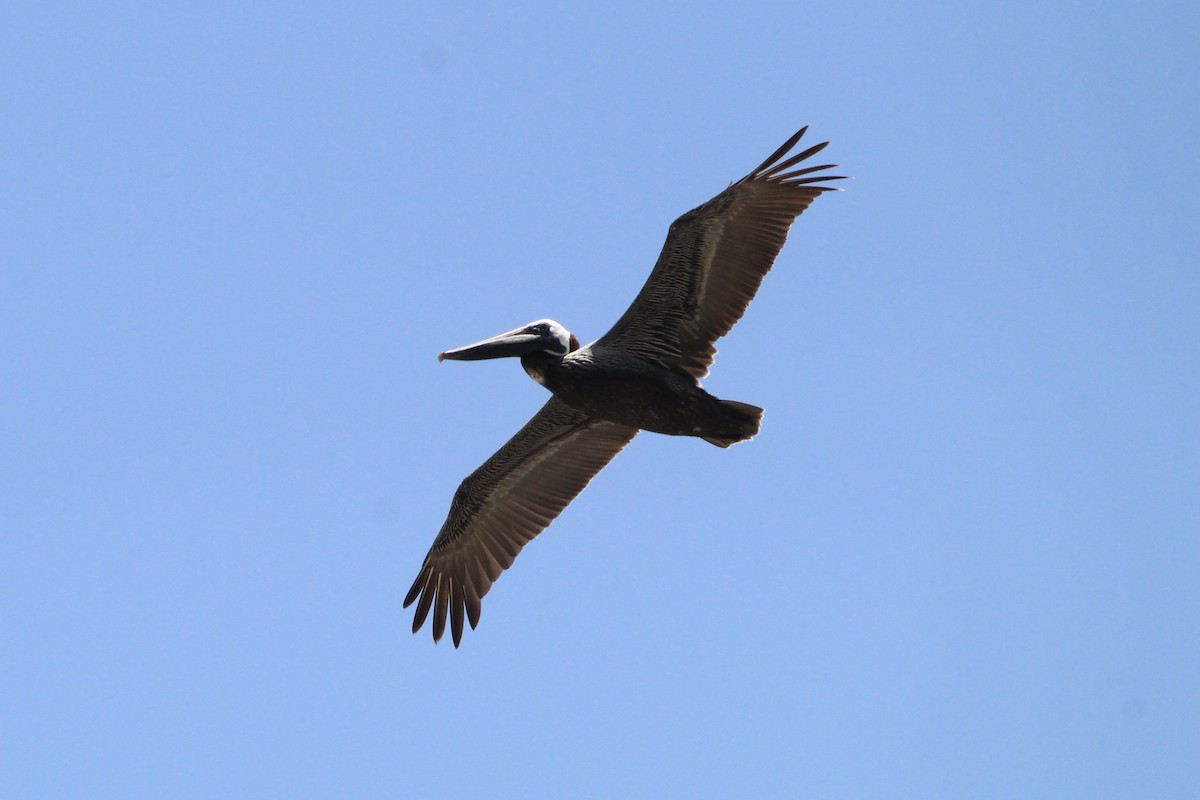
[702,400,764,448]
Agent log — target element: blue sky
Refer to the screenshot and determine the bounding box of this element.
[2,3,1197,798]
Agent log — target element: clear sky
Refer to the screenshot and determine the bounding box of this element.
[2,4,1196,798]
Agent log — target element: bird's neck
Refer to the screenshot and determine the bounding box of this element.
[520,351,563,388]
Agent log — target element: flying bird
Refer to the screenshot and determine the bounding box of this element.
[405,128,843,646]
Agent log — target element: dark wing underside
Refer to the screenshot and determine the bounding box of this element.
[404,397,638,646]
[596,127,844,379]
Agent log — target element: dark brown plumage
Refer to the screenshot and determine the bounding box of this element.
[405,128,843,645]
[404,399,637,646]
[599,128,839,379]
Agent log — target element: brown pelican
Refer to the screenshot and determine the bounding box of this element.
[405,128,843,646]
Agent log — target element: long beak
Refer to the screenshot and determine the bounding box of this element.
[438,326,556,362]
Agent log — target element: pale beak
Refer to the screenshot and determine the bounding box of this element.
[438,326,559,362]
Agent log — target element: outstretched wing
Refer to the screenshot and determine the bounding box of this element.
[404,397,638,646]
[596,127,843,379]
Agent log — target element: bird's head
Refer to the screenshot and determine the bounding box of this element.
[438,319,579,362]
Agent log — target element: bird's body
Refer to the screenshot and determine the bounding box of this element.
[521,345,762,446]
[405,128,844,645]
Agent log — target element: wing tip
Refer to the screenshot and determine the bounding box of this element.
[405,557,486,647]
[749,127,811,176]
[748,129,846,188]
